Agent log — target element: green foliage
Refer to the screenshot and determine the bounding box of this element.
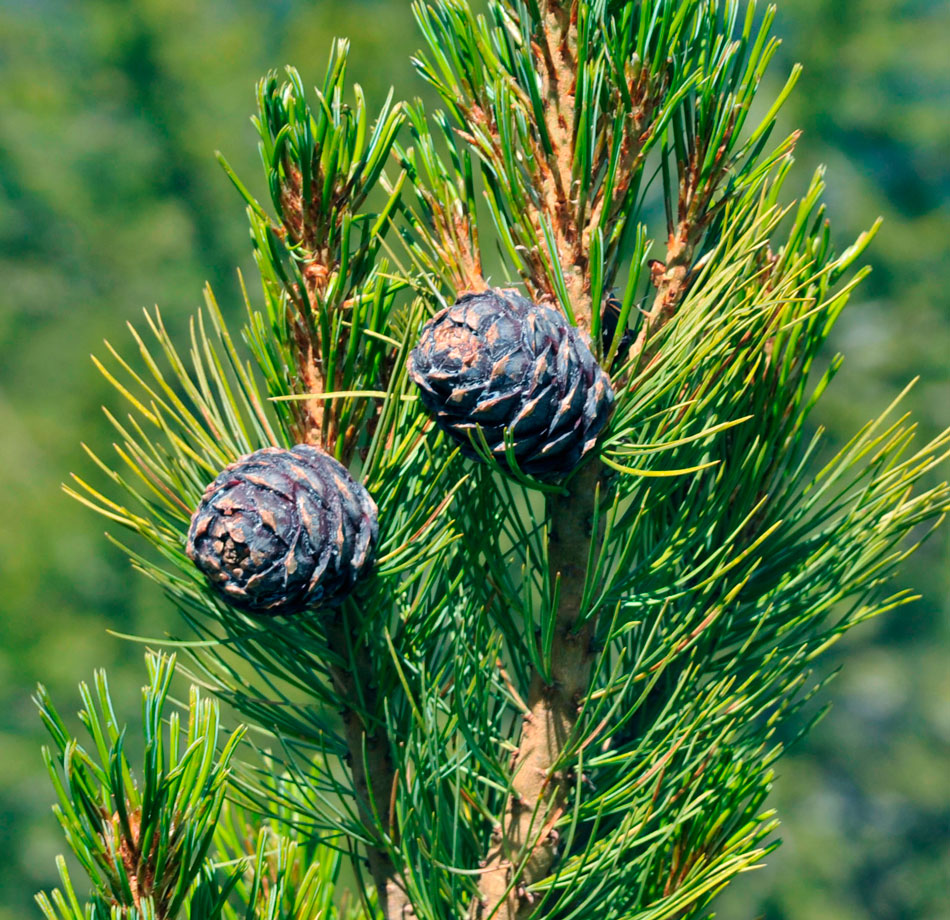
[16,1,950,919]
[220,45,408,457]
[210,800,369,920]
[373,5,950,908]
[33,656,370,920]
[62,50,464,888]
[34,655,244,920]
[403,0,799,327]
[64,285,462,839]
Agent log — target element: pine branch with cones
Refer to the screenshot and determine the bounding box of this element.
[40,3,950,920]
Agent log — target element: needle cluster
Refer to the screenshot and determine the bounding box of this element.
[44,3,950,920]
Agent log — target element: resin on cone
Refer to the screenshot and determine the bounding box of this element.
[409,289,614,478]
[186,445,378,615]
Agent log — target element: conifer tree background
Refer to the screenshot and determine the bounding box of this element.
[1,1,939,920]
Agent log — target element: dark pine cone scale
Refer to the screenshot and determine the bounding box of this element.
[186,445,378,615]
[409,289,614,478]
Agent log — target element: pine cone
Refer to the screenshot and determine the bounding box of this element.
[409,289,614,478]
[186,446,378,615]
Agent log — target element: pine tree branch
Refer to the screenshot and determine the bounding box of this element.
[534,1,588,325]
[279,163,352,453]
[327,615,414,920]
[247,59,405,462]
[628,119,773,366]
[475,461,605,920]
[296,258,334,448]
[271,139,340,450]
[628,221,696,364]
[57,8,950,920]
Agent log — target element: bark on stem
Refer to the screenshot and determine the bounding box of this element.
[628,225,693,364]
[474,461,605,920]
[327,619,413,920]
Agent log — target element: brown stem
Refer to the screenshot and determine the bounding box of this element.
[536,2,591,327]
[628,122,767,368]
[292,259,336,448]
[326,618,414,920]
[474,461,605,920]
[628,223,695,366]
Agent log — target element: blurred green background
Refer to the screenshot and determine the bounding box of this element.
[0,1,947,917]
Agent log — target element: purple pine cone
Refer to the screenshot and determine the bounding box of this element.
[408,289,614,478]
[186,446,378,615]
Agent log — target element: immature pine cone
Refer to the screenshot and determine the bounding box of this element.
[409,289,614,478]
[186,446,378,615]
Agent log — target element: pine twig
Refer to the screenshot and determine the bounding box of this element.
[475,461,605,920]
[279,160,344,451]
[628,222,695,364]
[326,616,414,920]
[535,1,589,325]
